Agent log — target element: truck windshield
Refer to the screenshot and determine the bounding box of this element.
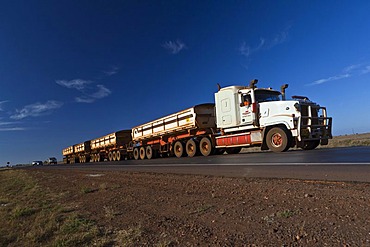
[254,90,281,103]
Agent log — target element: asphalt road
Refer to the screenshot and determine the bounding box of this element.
[40,147,370,182]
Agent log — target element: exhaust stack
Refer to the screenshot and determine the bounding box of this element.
[281,84,288,100]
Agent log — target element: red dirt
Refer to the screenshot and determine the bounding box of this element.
[28,168,370,246]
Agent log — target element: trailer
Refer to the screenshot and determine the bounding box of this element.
[90,130,132,162]
[129,103,217,159]
[62,146,74,164]
[74,141,91,163]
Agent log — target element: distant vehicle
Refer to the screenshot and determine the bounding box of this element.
[47,157,57,164]
[32,161,43,166]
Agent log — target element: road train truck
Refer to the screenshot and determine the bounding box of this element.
[62,79,332,163]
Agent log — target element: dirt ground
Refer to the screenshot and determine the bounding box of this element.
[21,168,370,246]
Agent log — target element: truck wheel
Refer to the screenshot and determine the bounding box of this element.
[200,137,213,156]
[116,151,121,161]
[186,139,197,157]
[146,146,153,159]
[112,151,117,161]
[226,147,242,154]
[97,153,101,162]
[266,127,290,152]
[174,141,184,158]
[301,140,320,150]
[108,152,113,161]
[133,148,140,160]
[139,147,146,159]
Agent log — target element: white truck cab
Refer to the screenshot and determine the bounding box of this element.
[215,79,332,152]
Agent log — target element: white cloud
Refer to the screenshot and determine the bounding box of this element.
[56,79,92,90]
[0,121,19,126]
[56,79,111,103]
[0,101,8,111]
[75,97,95,103]
[239,38,265,57]
[162,40,186,54]
[75,85,111,103]
[0,127,25,131]
[311,74,350,85]
[0,120,25,131]
[10,101,63,120]
[92,85,111,99]
[361,65,370,74]
[103,66,119,76]
[239,27,290,58]
[343,64,362,73]
[309,63,370,86]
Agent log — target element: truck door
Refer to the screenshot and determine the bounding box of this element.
[239,93,254,125]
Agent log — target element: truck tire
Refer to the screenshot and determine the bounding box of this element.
[139,147,146,159]
[146,146,153,159]
[108,152,113,161]
[226,147,242,154]
[116,151,121,161]
[97,153,101,162]
[301,140,320,150]
[133,148,140,160]
[186,139,197,157]
[112,151,117,161]
[266,127,290,152]
[174,141,184,158]
[199,137,213,156]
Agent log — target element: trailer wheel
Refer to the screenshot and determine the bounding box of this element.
[108,152,113,161]
[146,146,154,159]
[200,137,213,156]
[266,127,290,152]
[186,139,197,157]
[133,148,140,160]
[139,147,146,160]
[174,141,184,158]
[116,151,121,161]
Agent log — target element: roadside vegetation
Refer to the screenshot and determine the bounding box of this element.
[0,170,107,247]
[0,134,369,246]
[325,132,370,148]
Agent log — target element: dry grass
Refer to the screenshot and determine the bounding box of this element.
[325,132,370,148]
[0,170,104,247]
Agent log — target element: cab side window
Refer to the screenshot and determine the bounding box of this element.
[241,94,251,107]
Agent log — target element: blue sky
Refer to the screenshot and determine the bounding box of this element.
[1,1,370,165]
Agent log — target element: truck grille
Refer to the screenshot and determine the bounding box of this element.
[299,104,332,140]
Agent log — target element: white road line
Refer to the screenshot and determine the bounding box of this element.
[122,162,370,167]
